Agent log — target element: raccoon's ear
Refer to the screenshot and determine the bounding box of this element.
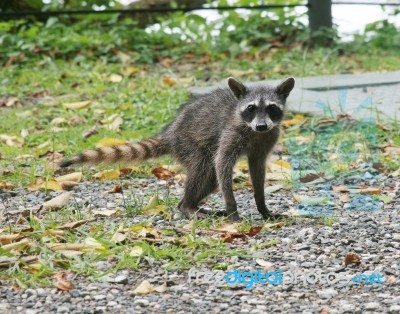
[228,77,247,99]
[276,77,295,98]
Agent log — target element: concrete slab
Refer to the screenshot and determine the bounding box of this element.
[189,71,400,119]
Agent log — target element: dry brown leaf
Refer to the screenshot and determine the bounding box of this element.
[300,173,323,183]
[282,114,306,128]
[0,181,14,190]
[0,233,24,245]
[63,100,91,109]
[59,218,95,230]
[91,209,119,217]
[52,272,73,291]
[50,117,68,126]
[332,185,348,192]
[55,172,83,183]
[344,252,361,266]
[339,194,350,203]
[0,134,24,147]
[108,184,122,193]
[60,181,79,190]
[359,187,381,195]
[212,223,239,233]
[1,238,31,251]
[0,96,20,107]
[82,127,98,139]
[42,192,72,211]
[152,167,175,180]
[162,76,176,87]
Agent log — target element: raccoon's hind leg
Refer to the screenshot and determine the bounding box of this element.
[179,162,218,219]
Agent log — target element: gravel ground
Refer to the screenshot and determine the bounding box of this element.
[1,173,399,314]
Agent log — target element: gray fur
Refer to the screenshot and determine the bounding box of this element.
[61,77,295,221]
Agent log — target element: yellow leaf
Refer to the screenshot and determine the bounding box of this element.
[93,169,120,180]
[55,172,83,183]
[29,178,63,191]
[105,73,123,83]
[282,114,306,128]
[234,160,249,173]
[162,76,176,87]
[130,280,166,295]
[129,246,144,257]
[273,160,291,169]
[84,237,106,251]
[122,66,140,76]
[63,100,92,109]
[96,137,128,148]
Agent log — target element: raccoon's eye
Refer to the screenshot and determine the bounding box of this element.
[247,104,256,113]
[267,104,283,120]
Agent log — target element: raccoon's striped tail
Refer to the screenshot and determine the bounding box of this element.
[60,137,168,168]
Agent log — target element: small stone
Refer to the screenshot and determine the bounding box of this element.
[354,247,363,253]
[389,305,400,313]
[364,302,379,310]
[316,289,338,299]
[56,306,69,313]
[134,298,149,307]
[107,301,118,307]
[93,294,106,301]
[114,275,128,284]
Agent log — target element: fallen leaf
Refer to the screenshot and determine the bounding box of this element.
[0,233,24,245]
[108,185,122,193]
[55,172,83,183]
[182,220,194,230]
[0,96,20,107]
[82,127,98,139]
[52,272,73,291]
[63,100,92,109]
[293,195,329,205]
[59,219,95,230]
[383,146,400,154]
[332,185,348,192]
[42,192,72,211]
[162,76,176,87]
[84,237,106,251]
[96,138,128,148]
[58,250,84,258]
[264,184,283,194]
[50,117,68,126]
[213,223,239,233]
[344,252,361,266]
[379,195,392,203]
[0,134,24,147]
[130,280,166,295]
[1,238,31,251]
[91,209,119,217]
[152,167,175,180]
[129,246,144,257]
[358,187,381,195]
[339,194,350,203]
[93,169,120,180]
[300,173,323,183]
[28,178,63,191]
[255,259,274,269]
[282,114,306,128]
[263,222,285,229]
[59,181,79,190]
[0,181,14,190]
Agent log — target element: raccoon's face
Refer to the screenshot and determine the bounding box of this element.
[228,77,295,133]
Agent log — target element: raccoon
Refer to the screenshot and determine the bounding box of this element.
[61,77,295,221]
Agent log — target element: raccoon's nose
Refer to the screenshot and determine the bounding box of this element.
[256,124,268,132]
